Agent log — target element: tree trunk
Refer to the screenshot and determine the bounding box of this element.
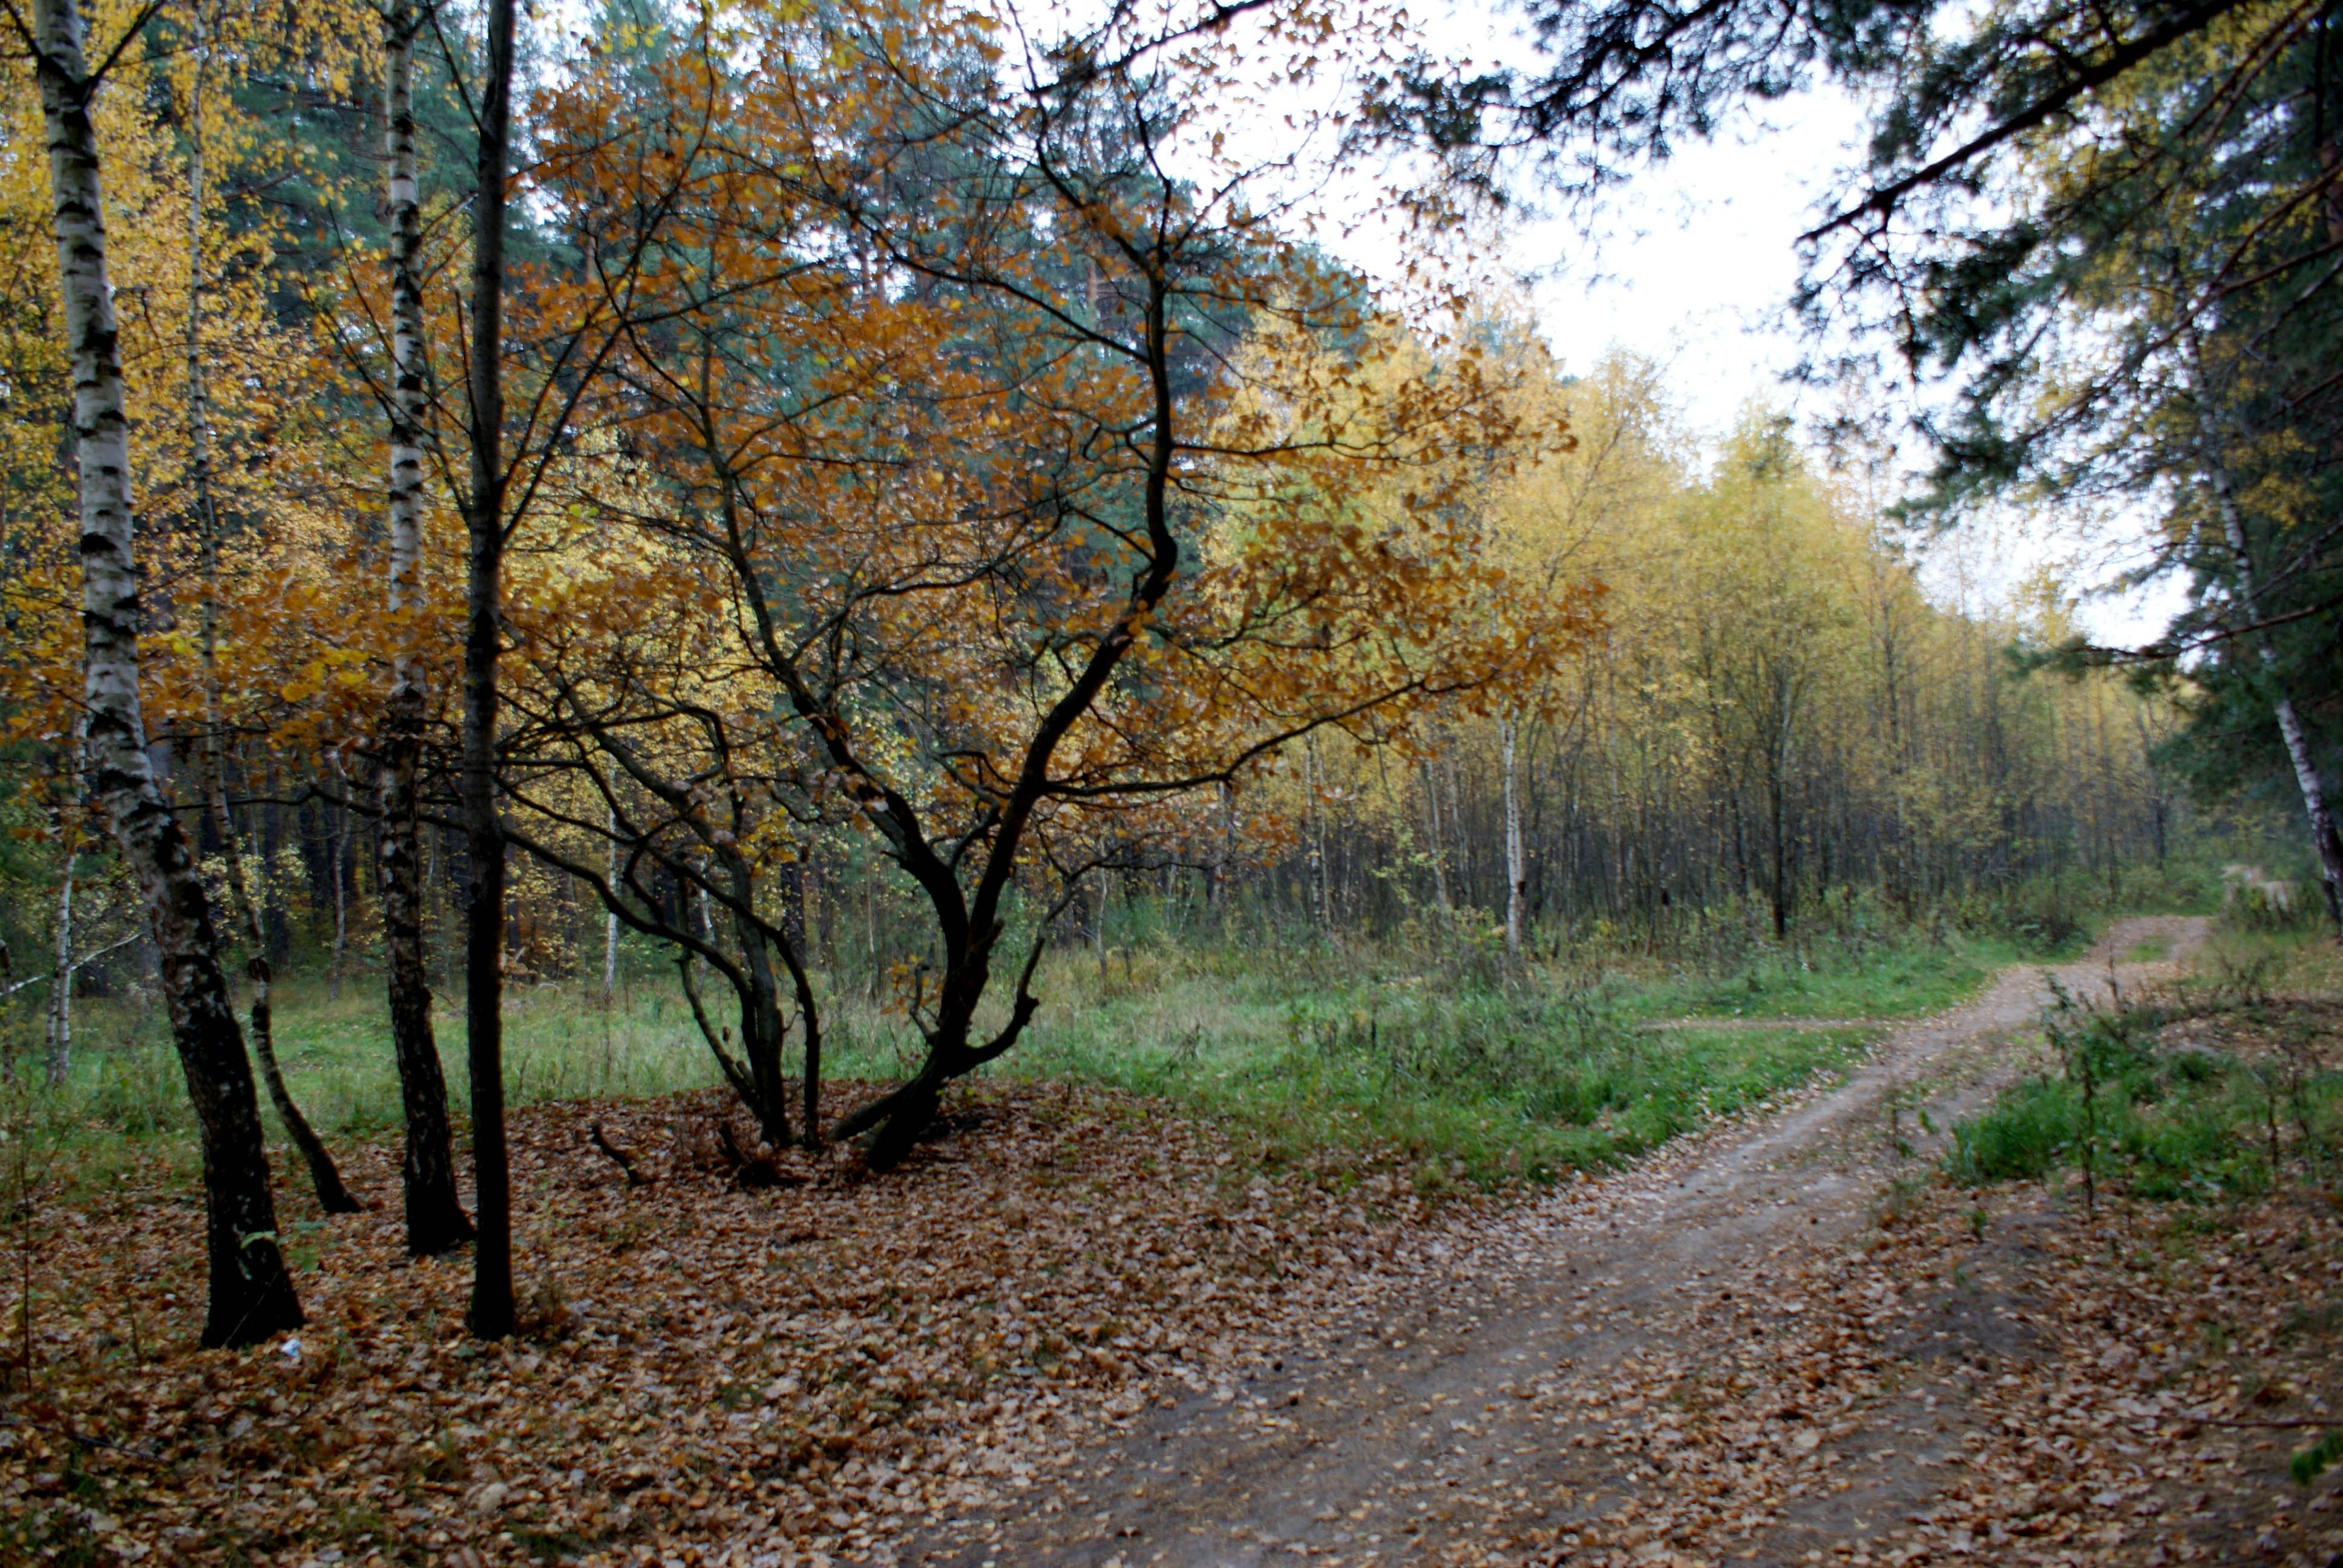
[261,772,290,967]
[1210,782,1231,916]
[1769,769,1791,942]
[45,789,75,1087]
[327,752,349,998]
[1420,753,1449,910]
[463,0,519,1339]
[2198,382,2343,933]
[34,0,300,1347]
[801,930,824,1148]
[1501,717,1524,955]
[726,858,793,1148]
[1305,735,1329,931]
[201,758,361,1218]
[378,83,474,1255]
[603,806,620,1002]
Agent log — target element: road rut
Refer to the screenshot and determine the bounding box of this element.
[911,916,2207,1568]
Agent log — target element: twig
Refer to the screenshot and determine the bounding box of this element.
[0,935,139,998]
[2196,1416,2337,1429]
[588,1120,651,1187]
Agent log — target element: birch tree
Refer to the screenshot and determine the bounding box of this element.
[13,0,301,1347]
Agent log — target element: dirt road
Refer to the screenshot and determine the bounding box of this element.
[910,916,2209,1568]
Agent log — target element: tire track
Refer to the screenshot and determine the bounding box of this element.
[909,917,2207,1568]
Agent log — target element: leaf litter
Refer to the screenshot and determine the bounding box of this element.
[7,926,2341,1568]
[1,1081,1466,1566]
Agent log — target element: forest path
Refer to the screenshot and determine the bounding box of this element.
[908,916,2208,1568]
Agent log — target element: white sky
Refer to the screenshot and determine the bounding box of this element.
[1180,0,2190,646]
[1464,89,1869,440]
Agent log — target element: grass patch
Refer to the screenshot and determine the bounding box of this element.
[1003,956,1878,1187]
[980,921,2051,1187]
[1617,930,2045,1024]
[1948,923,2343,1200]
[14,916,2065,1194]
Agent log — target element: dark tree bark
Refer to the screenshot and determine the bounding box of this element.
[462,0,519,1339]
[830,264,1188,1170]
[27,0,301,1347]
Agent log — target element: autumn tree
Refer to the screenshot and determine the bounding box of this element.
[1376,0,2343,932]
[488,0,1579,1165]
[1260,339,2183,953]
[5,0,301,1346]
[167,0,363,1215]
[454,0,522,1339]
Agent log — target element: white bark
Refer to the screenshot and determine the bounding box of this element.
[2197,368,2343,930]
[384,0,427,685]
[1420,752,1449,910]
[31,0,299,1344]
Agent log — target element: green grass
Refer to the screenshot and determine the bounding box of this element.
[1948,923,2343,1200]
[948,918,2073,1188]
[5,914,2088,1195]
[5,970,733,1193]
[1613,932,2043,1025]
[995,944,1882,1189]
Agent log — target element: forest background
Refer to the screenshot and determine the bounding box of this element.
[0,0,2336,1353]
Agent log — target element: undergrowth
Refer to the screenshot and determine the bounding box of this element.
[1948,923,2343,1201]
[12,902,2110,1197]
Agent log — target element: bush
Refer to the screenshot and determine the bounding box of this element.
[1947,972,2337,1200]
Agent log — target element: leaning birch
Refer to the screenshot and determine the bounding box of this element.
[22,0,300,1347]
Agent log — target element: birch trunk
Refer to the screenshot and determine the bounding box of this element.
[33,0,301,1345]
[464,0,520,1338]
[326,751,349,997]
[2191,334,2343,935]
[2205,445,2343,931]
[377,19,471,1255]
[1501,718,1524,955]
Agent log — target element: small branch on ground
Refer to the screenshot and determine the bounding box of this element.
[587,1120,651,1187]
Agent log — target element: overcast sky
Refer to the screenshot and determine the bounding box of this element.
[1214,0,2191,646]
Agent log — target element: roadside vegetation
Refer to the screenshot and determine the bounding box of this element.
[15,866,2217,1206]
[1950,916,2343,1203]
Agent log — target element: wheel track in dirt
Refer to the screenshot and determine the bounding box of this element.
[908,916,2209,1568]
